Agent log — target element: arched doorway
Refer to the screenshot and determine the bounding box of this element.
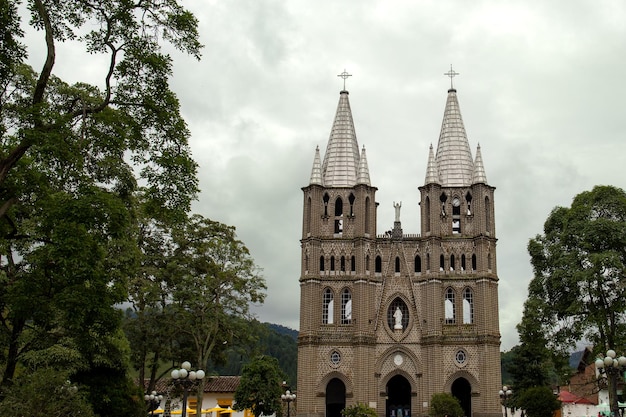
[451,377,471,417]
[326,378,346,417]
[386,375,411,417]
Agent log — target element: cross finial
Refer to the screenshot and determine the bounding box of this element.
[337,69,352,91]
[444,65,459,90]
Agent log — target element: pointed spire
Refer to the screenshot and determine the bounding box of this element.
[356,145,371,185]
[309,146,323,185]
[424,144,439,185]
[321,91,361,187]
[434,88,474,187]
[472,143,488,184]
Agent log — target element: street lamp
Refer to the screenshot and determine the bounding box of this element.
[498,386,512,417]
[145,391,163,416]
[171,361,205,417]
[595,349,626,417]
[281,388,296,417]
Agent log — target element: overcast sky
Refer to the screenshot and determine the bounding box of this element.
[24,0,626,351]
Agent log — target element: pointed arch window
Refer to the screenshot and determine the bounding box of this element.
[461,254,466,271]
[375,256,382,273]
[340,256,346,272]
[341,289,352,325]
[450,254,455,271]
[463,288,474,324]
[465,192,472,215]
[471,254,477,271]
[323,193,330,216]
[330,256,335,271]
[445,288,456,324]
[395,257,400,273]
[414,255,421,274]
[365,197,371,233]
[351,256,356,272]
[348,193,355,217]
[485,196,491,233]
[306,196,312,235]
[366,255,370,272]
[452,197,461,234]
[439,254,445,271]
[320,256,325,273]
[323,288,334,324]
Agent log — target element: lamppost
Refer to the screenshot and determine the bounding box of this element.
[281,388,296,417]
[595,349,626,417]
[171,361,205,417]
[499,386,512,417]
[145,391,163,416]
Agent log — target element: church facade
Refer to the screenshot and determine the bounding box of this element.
[297,81,502,417]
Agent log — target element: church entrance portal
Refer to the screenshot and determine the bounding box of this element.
[451,377,472,417]
[386,375,411,417]
[326,378,346,417]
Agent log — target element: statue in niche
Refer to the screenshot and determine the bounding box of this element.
[393,307,403,330]
[393,201,402,222]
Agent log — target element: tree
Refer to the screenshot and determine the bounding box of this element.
[342,403,378,417]
[429,393,464,417]
[526,185,626,416]
[234,355,286,417]
[517,386,561,417]
[0,0,201,410]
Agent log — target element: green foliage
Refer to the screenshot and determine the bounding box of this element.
[517,386,561,417]
[234,355,286,417]
[342,403,378,417]
[429,393,464,417]
[526,185,626,353]
[0,0,202,413]
[0,368,95,417]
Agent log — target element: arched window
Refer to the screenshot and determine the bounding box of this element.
[375,256,382,273]
[348,193,355,217]
[450,254,455,271]
[439,254,445,271]
[465,192,472,215]
[334,197,343,234]
[395,257,400,273]
[341,289,352,325]
[445,288,455,324]
[414,255,421,273]
[340,256,346,272]
[463,288,474,324]
[323,193,330,216]
[351,256,356,272]
[323,288,334,324]
[366,255,370,272]
[426,253,430,271]
[319,256,325,273]
[452,196,461,234]
[461,254,466,271]
[471,254,477,271]
[330,256,335,271]
[306,196,312,235]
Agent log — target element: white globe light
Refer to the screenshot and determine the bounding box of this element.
[499,390,504,396]
[618,356,626,367]
[596,358,605,368]
[607,350,617,359]
[189,371,197,380]
[145,394,150,401]
[605,357,614,367]
[179,368,188,378]
[171,369,180,379]
[182,361,192,370]
[196,370,205,379]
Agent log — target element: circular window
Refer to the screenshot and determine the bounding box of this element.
[455,349,467,366]
[330,351,341,365]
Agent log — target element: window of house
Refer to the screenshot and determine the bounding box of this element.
[323,288,334,324]
[415,255,421,273]
[463,288,474,324]
[445,288,456,324]
[341,289,352,324]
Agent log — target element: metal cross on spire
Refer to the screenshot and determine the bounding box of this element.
[337,69,352,91]
[444,65,459,89]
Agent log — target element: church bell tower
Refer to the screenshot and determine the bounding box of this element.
[297,71,502,417]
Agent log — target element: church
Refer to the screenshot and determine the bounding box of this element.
[296,73,502,417]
